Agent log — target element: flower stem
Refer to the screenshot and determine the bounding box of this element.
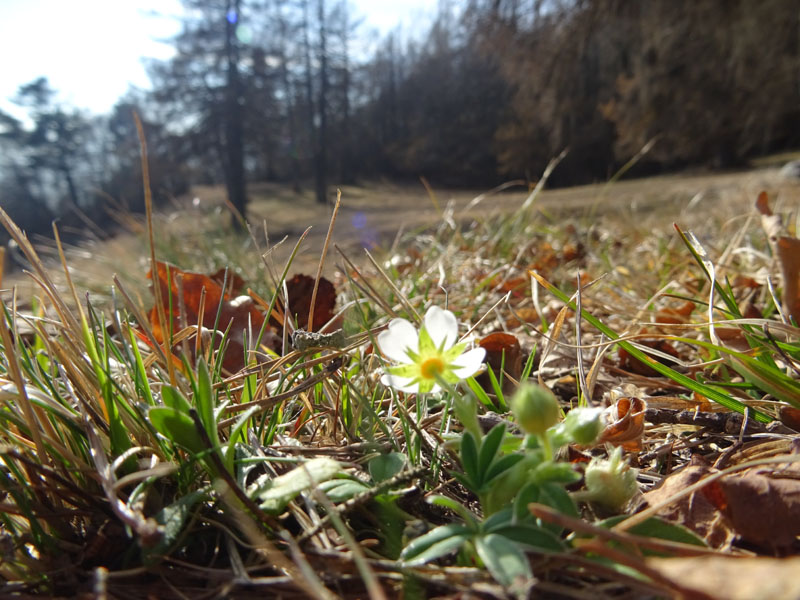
[539,431,554,461]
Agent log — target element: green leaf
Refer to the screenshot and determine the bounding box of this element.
[512,481,541,523]
[253,458,342,513]
[145,490,206,562]
[485,366,507,409]
[195,357,216,439]
[531,461,582,485]
[489,525,565,553]
[224,405,259,471]
[481,506,514,532]
[465,376,497,410]
[595,515,707,551]
[728,354,800,408]
[369,452,407,483]
[400,523,472,565]
[529,271,771,423]
[161,385,192,414]
[483,453,525,485]
[475,533,532,588]
[460,431,480,486]
[478,423,506,477]
[149,406,206,455]
[319,478,370,502]
[428,495,480,529]
[538,482,579,519]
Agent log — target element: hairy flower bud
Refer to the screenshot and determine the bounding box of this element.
[511,383,560,435]
[582,447,638,512]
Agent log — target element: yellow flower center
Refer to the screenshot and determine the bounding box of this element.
[420,357,445,380]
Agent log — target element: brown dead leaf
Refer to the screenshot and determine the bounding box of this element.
[476,332,522,395]
[505,306,539,328]
[597,396,647,451]
[655,300,695,325]
[711,464,800,549]
[641,457,735,550]
[147,261,279,373]
[643,443,800,551]
[646,556,800,600]
[273,274,337,333]
[778,405,800,432]
[208,267,247,296]
[756,191,800,323]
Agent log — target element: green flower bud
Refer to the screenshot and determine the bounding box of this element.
[581,447,638,512]
[561,407,604,445]
[511,383,560,435]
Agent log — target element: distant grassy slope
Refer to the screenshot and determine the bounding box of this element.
[3,165,796,304]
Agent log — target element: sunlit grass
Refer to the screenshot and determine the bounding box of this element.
[0,170,797,597]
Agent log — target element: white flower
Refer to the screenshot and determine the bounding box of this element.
[377,306,486,394]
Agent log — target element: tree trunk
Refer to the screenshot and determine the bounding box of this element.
[225,0,248,227]
[314,0,329,205]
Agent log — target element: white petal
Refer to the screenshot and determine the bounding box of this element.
[380,373,420,393]
[450,347,487,379]
[377,318,419,362]
[423,306,458,349]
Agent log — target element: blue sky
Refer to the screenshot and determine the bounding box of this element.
[0,0,434,119]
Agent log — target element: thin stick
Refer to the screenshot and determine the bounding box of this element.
[364,248,421,323]
[335,245,397,318]
[133,110,176,387]
[308,190,341,332]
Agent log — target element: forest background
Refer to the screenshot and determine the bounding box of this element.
[1,0,799,243]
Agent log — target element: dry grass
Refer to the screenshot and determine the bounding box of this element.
[0,165,799,599]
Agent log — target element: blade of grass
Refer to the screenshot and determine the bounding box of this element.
[529,271,772,422]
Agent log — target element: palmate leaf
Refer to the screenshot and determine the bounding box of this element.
[459,431,480,487]
[488,524,565,553]
[478,423,506,477]
[483,453,525,485]
[428,495,480,528]
[475,533,533,589]
[481,507,565,553]
[400,523,472,565]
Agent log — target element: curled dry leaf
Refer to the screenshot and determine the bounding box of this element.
[597,396,646,451]
[756,190,800,323]
[476,331,522,395]
[147,261,279,373]
[272,273,337,333]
